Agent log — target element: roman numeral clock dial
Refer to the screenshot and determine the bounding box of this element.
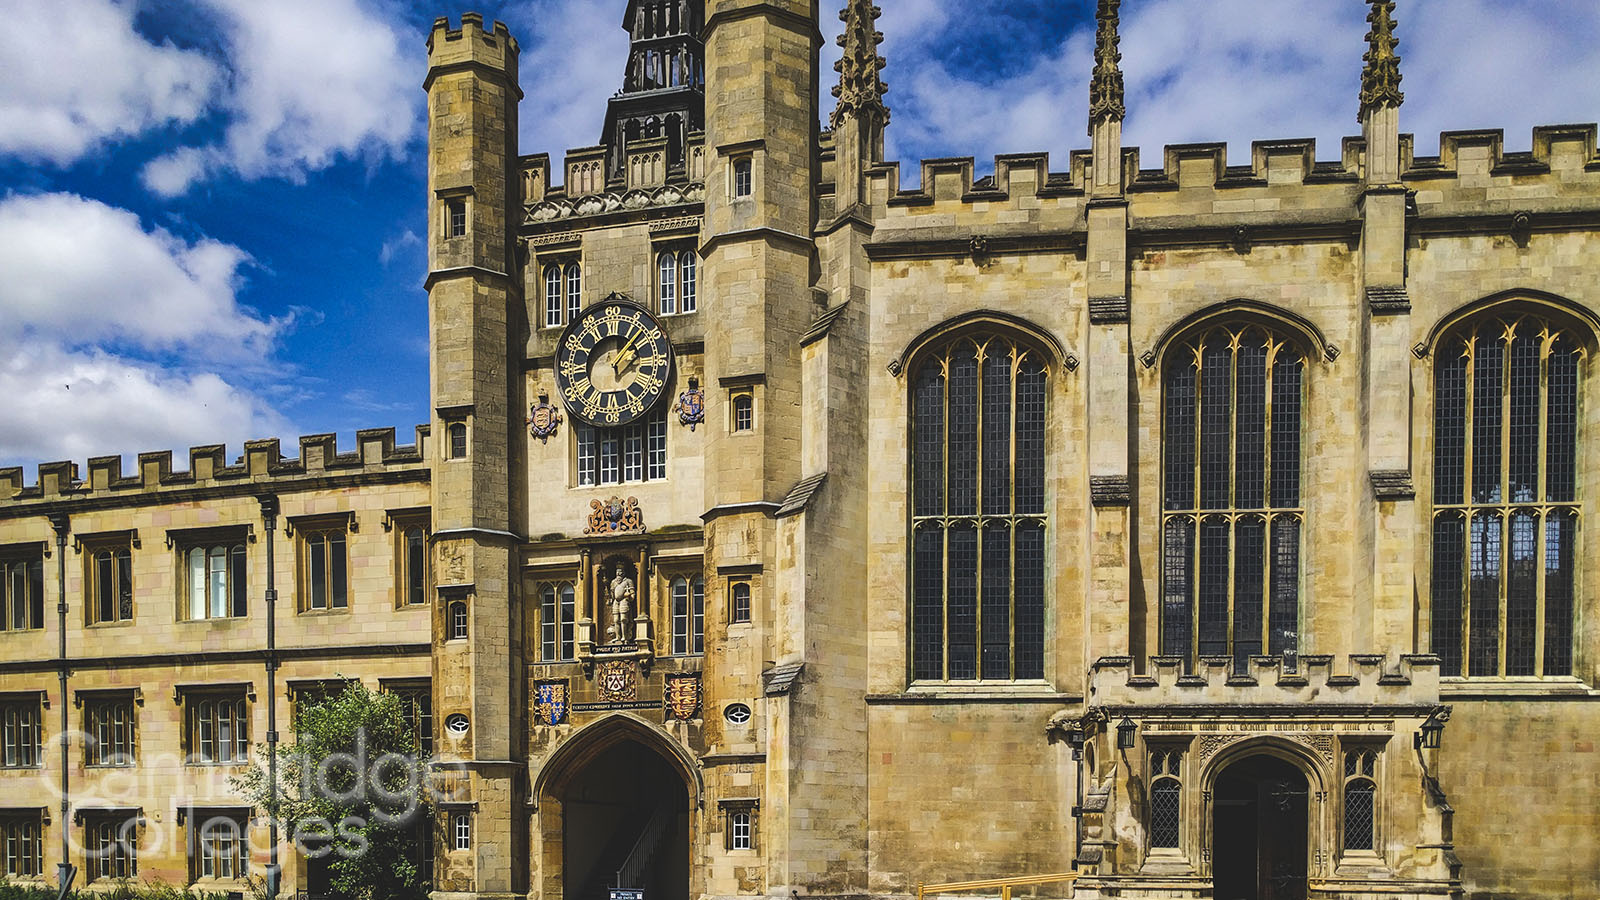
[554,299,675,427]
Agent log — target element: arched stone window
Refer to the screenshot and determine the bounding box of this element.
[910,329,1049,682]
[1162,323,1305,669]
[1430,310,1585,677]
[1149,748,1183,849]
[544,265,563,328]
[671,575,704,655]
[1342,749,1378,852]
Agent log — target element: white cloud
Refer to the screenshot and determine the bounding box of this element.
[143,0,422,195]
[508,0,632,165]
[379,228,423,266]
[0,193,293,466]
[857,0,1600,169]
[0,193,277,354]
[0,344,292,468]
[0,0,218,165]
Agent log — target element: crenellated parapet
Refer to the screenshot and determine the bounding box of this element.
[425,13,519,81]
[1089,653,1441,711]
[0,426,430,507]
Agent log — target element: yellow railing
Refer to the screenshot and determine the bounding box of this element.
[916,872,1078,900]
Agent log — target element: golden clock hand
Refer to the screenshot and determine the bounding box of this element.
[613,331,644,374]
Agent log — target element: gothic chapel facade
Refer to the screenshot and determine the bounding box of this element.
[1,1,1598,899]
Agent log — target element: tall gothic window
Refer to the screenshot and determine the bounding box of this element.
[910,330,1048,682]
[1431,312,1583,677]
[1162,324,1305,669]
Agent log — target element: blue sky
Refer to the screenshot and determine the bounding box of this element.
[1,0,1596,471]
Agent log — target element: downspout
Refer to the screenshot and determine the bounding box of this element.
[258,495,281,899]
[48,512,75,898]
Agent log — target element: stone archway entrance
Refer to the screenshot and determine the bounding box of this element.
[1212,754,1309,900]
[557,739,691,900]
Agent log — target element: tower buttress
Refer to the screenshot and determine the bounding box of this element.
[1357,0,1415,653]
[424,13,526,899]
[1085,0,1133,662]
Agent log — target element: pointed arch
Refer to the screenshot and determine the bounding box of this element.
[1145,299,1336,369]
[1419,288,1600,357]
[891,310,1070,378]
[532,712,703,810]
[1200,735,1328,794]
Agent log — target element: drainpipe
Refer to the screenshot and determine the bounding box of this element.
[258,495,281,900]
[48,512,76,898]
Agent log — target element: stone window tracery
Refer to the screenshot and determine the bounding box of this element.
[1342,748,1378,852]
[910,329,1048,682]
[1430,312,1584,677]
[1162,324,1304,670]
[1148,748,1183,849]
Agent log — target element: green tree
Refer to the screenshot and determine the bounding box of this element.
[232,680,431,900]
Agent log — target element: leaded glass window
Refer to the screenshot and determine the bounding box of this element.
[1162,325,1304,670]
[1149,749,1183,849]
[539,581,576,662]
[545,265,563,328]
[1342,749,1378,852]
[1431,313,1583,677]
[910,331,1048,682]
[671,575,705,655]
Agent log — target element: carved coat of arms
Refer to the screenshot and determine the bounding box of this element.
[585,496,644,535]
[535,681,568,726]
[674,377,706,431]
[597,660,637,702]
[527,392,563,443]
[665,675,702,721]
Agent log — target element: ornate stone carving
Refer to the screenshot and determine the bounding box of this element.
[665,674,702,721]
[1088,0,1125,129]
[830,0,889,131]
[1294,733,1337,764]
[1359,0,1403,120]
[527,392,563,443]
[596,660,637,703]
[605,562,637,644]
[1197,733,1247,763]
[674,378,706,431]
[535,681,568,726]
[584,496,644,536]
[525,182,704,224]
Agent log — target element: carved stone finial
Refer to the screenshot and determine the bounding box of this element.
[1088,0,1125,133]
[830,0,889,132]
[1359,0,1403,121]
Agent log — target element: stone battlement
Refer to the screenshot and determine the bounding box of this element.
[426,13,518,74]
[0,426,430,505]
[862,124,1600,212]
[1090,653,1441,710]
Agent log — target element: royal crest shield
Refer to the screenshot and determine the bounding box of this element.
[665,675,702,721]
[535,681,568,726]
[597,660,637,702]
[674,377,707,431]
[528,391,563,443]
[584,496,644,535]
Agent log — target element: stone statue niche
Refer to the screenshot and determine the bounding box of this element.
[602,557,639,646]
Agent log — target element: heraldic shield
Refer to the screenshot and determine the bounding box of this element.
[536,681,568,725]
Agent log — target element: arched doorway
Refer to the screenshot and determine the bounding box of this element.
[563,741,689,900]
[1212,754,1308,900]
[535,717,699,900]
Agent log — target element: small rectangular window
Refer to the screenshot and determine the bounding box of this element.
[566,263,582,322]
[733,158,752,198]
[579,410,669,487]
[659,252,678,315]
[670,576,705,655]
[296,519,351,614]
[85,696,137,767]
[86,545,134,625]
[179,539,248,621]
[191,811,248,882]
[453,813,471,851]
[679,251,697,313]
[721,801,758,852]
[185,694,249,765]
[448,598,469,641]
[545,265,564,328]
[85,814,138,882]
[446,200,467,238]
[1,698,42,768]
[1,552,45,632]
[730,580,752,624]
[732,393,754,432]
[539,582,577,662]
[447,422,468,460]
[0,812,42,878]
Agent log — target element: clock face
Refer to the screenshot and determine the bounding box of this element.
[554,299,674,427]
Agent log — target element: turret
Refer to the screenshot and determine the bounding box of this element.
[423,13,527,898]
[601,0,706,181]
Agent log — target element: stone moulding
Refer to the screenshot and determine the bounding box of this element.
[1088,295,1129,325]
[1366,286,1411,314]
[1089,653,1442,711]
[525,182,704,224]
[1370,469,1416,500]
[1089,475,1131,507]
